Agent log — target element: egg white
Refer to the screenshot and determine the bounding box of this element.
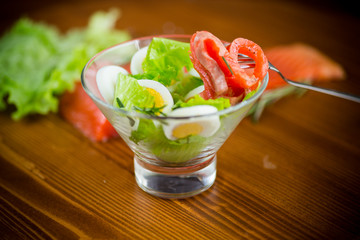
[162,105,220,140]
[137,79,174,114]
[184,85,205,101]
[96,65,129,104]
[130,46,149,75]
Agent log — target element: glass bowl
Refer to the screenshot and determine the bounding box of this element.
[81,35,269,198]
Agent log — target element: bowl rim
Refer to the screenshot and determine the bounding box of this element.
[81,34,268,120]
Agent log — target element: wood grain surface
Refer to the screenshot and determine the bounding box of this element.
[1,0,360,239]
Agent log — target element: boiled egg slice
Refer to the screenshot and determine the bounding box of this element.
[130,46,148,75]
[96,65,129,104]
[137,79,174,114]
[162,105,220,140]
[184,85,205,101]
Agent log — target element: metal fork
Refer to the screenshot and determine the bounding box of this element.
[238,54,360,103]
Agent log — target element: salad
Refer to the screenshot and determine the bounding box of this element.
[95,31,268,162]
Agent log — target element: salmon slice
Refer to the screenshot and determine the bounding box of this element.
[59,82,118,142]
[264,43,345,90]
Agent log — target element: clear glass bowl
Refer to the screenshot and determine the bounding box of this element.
[81,35,269,198]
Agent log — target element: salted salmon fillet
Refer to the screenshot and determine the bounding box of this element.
[59,82,118,142]
[264,43,346,90]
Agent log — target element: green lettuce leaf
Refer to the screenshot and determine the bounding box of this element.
[0,18,62,119]
[130,120,208,163]
[178,94,231,111]
[112,73,155,110]
[129,119,156,144]
[142,37,193,86]
[243,81,262,101]
[170,76,203,103]
[148,129,208,163]
[133,37,203,102]
[0,9,130,120]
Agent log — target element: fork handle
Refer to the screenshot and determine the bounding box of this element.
[285,80,360,103]
[269,65,360,103]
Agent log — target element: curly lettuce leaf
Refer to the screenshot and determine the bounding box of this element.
[130,119,208,163]
[0,18,62,119]
[148,128,208,163]
[142,37,193,86]
[0,9,130,120]
[112,73,155,110]
[178,94,231,111]
[171,76,203,103]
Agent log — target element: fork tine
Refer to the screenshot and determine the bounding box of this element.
[238,53,250,58]
[238,54,255,68]
[238,54,255,62]
[238,55,252,60]
[238,57,255,62]
[239,63,256,69]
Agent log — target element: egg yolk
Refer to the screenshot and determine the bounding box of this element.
[146,88,165,108]
[172,123,203,139]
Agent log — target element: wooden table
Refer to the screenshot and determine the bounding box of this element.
[1,0,360,239]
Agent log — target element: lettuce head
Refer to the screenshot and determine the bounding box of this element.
[0,9,130,120]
